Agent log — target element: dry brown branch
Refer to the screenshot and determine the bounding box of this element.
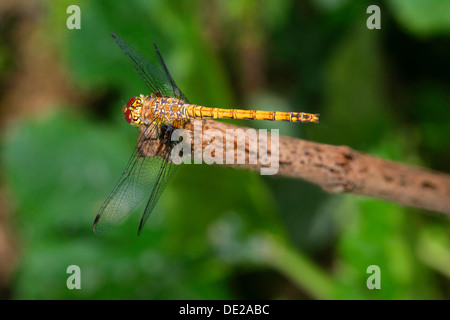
[140,120,450,216]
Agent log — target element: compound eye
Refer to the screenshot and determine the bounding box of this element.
[123,108,133,124]
[127,97,137,107]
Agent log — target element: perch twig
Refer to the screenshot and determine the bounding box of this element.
[139,120,450,216]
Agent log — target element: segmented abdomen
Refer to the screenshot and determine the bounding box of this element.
[183,104,319,123]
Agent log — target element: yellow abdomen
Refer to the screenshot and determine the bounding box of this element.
[183,104,319,123]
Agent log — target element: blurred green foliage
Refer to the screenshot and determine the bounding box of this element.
[0,0,449,299]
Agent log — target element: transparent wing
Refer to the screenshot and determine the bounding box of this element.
[93,124,178,235]
[152,42,190,103]
[137,141,177,235]
[111,33,190,103]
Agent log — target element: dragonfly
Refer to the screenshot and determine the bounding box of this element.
[93,33,320,235]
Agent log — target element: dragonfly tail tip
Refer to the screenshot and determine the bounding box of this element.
[313,114,320,123]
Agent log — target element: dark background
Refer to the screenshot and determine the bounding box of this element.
[0,0,449,299]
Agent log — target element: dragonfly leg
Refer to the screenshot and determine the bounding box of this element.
[159,125,171,143]
[155,125,179,150]
[144,125,160,141]
[163,125,179,148]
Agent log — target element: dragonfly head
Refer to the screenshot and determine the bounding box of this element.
[123,97,143,127]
